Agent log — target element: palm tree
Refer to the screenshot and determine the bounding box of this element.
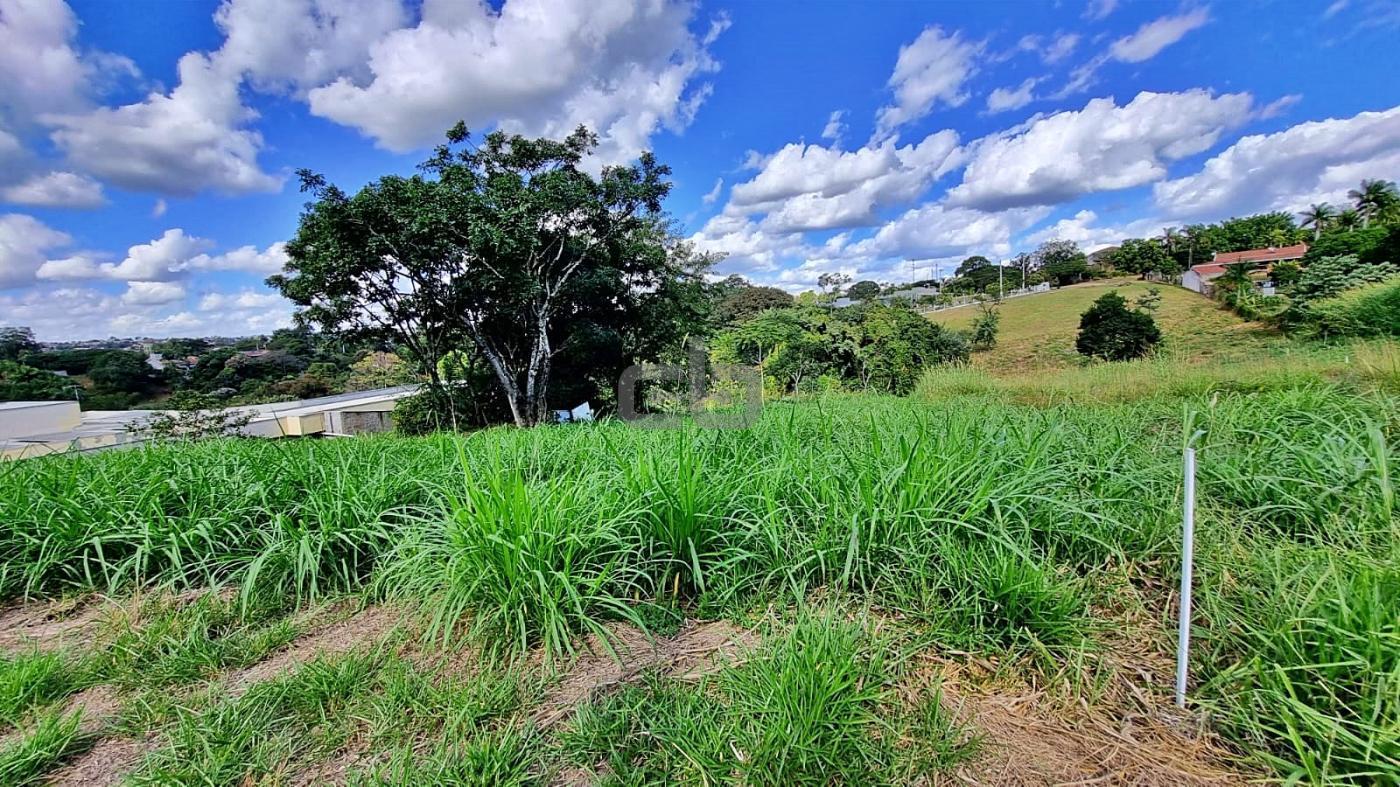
[1336,208,1362,232]
[1348,179,1400,228]
[1159,226,1180,253]
[1298,202,1336,239]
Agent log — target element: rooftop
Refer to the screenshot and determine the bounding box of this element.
[1212,243,1308,264]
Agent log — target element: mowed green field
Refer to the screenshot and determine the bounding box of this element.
[930,278,1284,373]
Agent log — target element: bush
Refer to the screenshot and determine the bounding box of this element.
[394,382,508,435]
[968,302,999,350]
[1301,277,1400,338]
[1074,291,1162,361]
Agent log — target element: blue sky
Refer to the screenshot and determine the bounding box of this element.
[2,0,1398,340]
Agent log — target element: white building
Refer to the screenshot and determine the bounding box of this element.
[0,386,419,461]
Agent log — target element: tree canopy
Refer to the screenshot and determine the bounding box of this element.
[271,124,712,426]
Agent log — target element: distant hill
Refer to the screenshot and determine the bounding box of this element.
[929,278,1283,373]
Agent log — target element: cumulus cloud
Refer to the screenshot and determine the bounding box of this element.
[122,280,186,305]
[0,171,104,207]
[873,26,980,139]
[98,228,212,281]
[34,0,402,196]
[1154,104,1400,219]
[689,213,811,273]
[986,78,1039,114]
[723,131,962,232]
[187,241,291,274]
[44,52,283,196]
[0,212,71,288]
[35,254,102,280]
[1022,209,1165,252]
[0,0,136,125]
[948,90,1254,210]
[305,0,725,163]
[846,203,1049,260]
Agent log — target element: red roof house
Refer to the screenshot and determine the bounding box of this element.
[1181,243,1307,295]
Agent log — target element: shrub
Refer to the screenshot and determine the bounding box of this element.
[1074,291,1162,361]
[968,302,999,350]
[1302,277,1400,338]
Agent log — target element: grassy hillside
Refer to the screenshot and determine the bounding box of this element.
[929,278,1284,373]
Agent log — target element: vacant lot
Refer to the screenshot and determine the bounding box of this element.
[930,279,1285,373]
[0,351,1395,784]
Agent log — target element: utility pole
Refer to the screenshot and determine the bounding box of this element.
[998,260,1004,301]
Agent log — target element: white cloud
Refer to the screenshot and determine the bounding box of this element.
[1259,94,1302,119]
[1057,9,1211,97]
[873,26,980,139]
[100,228,212,281]
[36,0,406,197]
[0,212,70,288]
[1154,104,1400,219]
[122,280,186,306]
[1109,8,1211,63]
[689,213,811,273]
[1044,33,1080,64]
[0,0,137,125]
[724,131,962,232]
[35,254,102,280]
[198,289,287,311]
[187,241,290,274]
[211,0,407,94]
[0,171,104,207]
[701,178,723,206]
[847,203,1049,260]
[1083,0,1119,21]
[949,90,1254,210]
[986,78,1039,114]
[1323,0,1348,19]
[821,109,847,145]
[152,199,167,218]
[44,51,283,196]
[1022,209,1165,252]
[305,0,724,163]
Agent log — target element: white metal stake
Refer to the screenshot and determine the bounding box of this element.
[1175,446,1197,708]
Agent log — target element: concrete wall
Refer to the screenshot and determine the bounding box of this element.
[0,401,81,440]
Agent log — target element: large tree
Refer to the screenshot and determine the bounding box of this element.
[1034,240,1088,286]
[272,125,689,426]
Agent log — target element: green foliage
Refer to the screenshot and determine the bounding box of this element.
[848,280,882,300]
[1288,254,1399,311]
[87,351,160,396]
[272,124,701,427]
[1074,291,1162,361]
[968,301,999,350]
[0,707,85,785]
[1034,239,1089,285]
[0,361,71,402]
[131,390,255,442]
[2,379,1398,783]
[0,652,78,727]
[713,283,793,326]
[0,327,39,363]
[856,305,970,394]
[1111,237,1175,276]
[1301,277,1400,338]
[714,304,967,396]
[1302,227,1389,266]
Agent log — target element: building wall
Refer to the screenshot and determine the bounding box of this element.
[339,410,393,434]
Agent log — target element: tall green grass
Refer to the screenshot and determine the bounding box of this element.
[0,372,1395,782]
